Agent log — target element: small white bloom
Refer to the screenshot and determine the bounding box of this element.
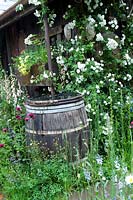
[100,80,104,84]
[34,10,40,17]
[114,160,120,170]
[77,69,80,74]
[127,74,132,81]
[87,118,92,122]
[43,71,49,79]
[56,56,64,65]
[100,2,103,6]
[103,101,108,105]
[24,34,33,45]
[125,174,133,185]
[16,4,24,12]
[96,85,99,89]
[102,177,106,181]
[98,170,103,176]
[83,169,91,181]
[87,15,96,26]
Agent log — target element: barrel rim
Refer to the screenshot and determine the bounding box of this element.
[26,93,83,106]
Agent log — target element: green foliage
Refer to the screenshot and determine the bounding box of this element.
[12,45,47,76]
[1,0,133,199]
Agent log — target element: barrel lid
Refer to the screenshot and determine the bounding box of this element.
[26,92,83,106]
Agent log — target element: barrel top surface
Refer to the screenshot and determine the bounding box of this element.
[26,93,83,107]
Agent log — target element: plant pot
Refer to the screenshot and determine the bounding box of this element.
[0,194,4,200]
[15,68,31,86]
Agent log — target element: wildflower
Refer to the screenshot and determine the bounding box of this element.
[0,144,5,148]
[83,169,91,181]
[25,117,30,121]
[125,174,133,185]
[16,115,21,120]
[2,128,8,132]
[27,113,35,119]
[114,160,120,170]
[96,154,103,165]
[16,105,22,111]
[129,121,133,128]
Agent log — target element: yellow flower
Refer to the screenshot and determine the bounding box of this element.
[125,174,133,185]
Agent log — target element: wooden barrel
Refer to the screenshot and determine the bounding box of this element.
[25,94,89,161]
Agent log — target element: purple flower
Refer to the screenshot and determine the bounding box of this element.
[27,113,35,119]
[0,144,5,148]
[16,115,21,120]
[16,105,22,112]
[2,128,8,132]
[25,117,30,121]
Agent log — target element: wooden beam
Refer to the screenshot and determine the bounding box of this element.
[0,5,36,30]
[44,14,55,95]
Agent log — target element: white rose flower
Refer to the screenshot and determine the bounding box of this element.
[28,0,41,6]
[106,38,118,50]
[24,34,33,45]
[96,33,104,41]
[34,10,40,18]
[77,62,86,71]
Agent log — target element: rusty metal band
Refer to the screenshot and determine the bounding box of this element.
[25,123,89,135]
